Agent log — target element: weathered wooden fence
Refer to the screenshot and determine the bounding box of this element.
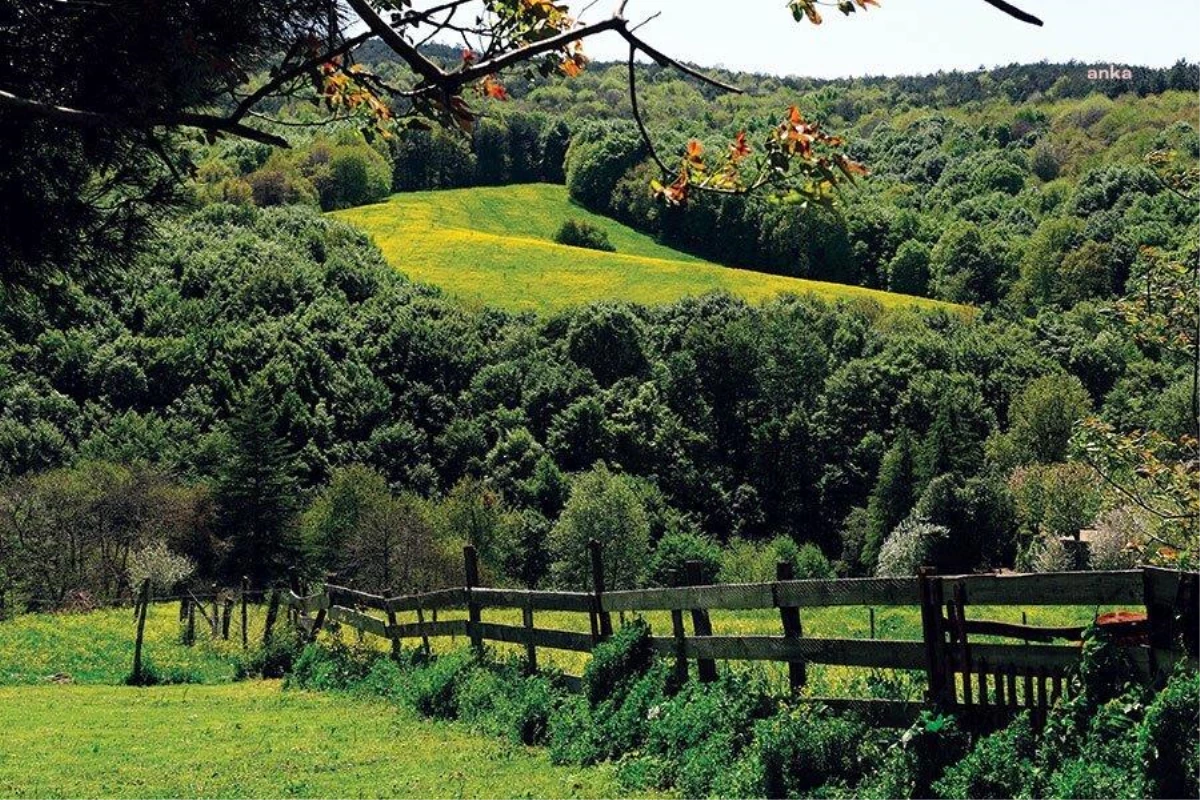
[276,542,1198,727]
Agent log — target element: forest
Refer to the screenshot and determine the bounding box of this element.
[1,55,1197,609]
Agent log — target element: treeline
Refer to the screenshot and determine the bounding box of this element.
[1,203,1189,608]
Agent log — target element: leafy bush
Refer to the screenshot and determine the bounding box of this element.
[648,529,722,586]
[933,713,1036,799]
[286,632,382,691]
[456,661,563,746]
[404,648,477,719]
[236,628,306,679]
[749,705,871,798]
[795,542,835,579]
[554,219,615,252]
[125,656,202,687]
[1140,666,1200,799]
[582,618,655,707]
[875,517,949,577]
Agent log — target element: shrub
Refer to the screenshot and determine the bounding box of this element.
[548,695,603,765]
[404,648,477,719]
[582,617,655,707]
[932,714,1036,799]
[456,662,563,746]
[126,541,195,594]
[875,517,949,577]
[236,627,306,679]
[750,706,870,798]
[1140,666,1200,799]
[795,542,835,579]
[125,656,201,687]
[648,529,722,586]
[554,219,615,252]
[286,632,383,692]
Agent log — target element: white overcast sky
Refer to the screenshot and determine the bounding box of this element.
[425,0,1200,78]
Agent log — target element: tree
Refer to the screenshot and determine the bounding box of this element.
[214,382,300,586]
[864,430,919,571]
[1,0,1043,287]
[549,463,650,590]
[929,221,1004,304]
[888,240,931,296]
[1008,374,1092,464]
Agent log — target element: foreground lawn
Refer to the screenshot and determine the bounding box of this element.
[333,184,958,314]
[0,682,631,799]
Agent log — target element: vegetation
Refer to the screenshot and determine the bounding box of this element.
[332,185,944,313]
[554,219,615,253]
[0,682,632,799]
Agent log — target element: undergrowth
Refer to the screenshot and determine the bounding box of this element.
[284,620,1199,799]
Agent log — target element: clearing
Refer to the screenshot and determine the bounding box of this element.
[333,184,957,314]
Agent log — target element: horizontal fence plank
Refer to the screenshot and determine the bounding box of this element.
[328,605,388,638]
[325,585,388,611]
[957,618,1086,643]
[385,619,468,640]
[952,642,1083,671]
[386,588,467,613]
[603,583,773,612]
[602,577,920,612]
[944,571,1143,606]
[775,577,920,608]
[470,588,593,613]
[284,592,329,613]
[475,622,595,652]
[1145,567,1198,602]
[649,636,927,670]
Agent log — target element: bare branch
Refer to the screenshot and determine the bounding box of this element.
[0,89,289,147]
[344,0,447,85]
[979,0,1043,26]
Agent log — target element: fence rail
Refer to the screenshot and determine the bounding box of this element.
[275,543,1197,728]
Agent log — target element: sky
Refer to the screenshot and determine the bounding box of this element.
[479,0,1200,79]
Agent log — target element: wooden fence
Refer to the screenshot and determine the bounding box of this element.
[275,542,1198,728]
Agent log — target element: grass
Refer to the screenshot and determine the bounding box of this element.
[0,682,632,799]
[0,602,268,686]
[332,184,959,315]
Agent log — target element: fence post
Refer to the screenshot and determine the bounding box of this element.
[589,539,612,640]
[240,577,249,649]
[686,560,717,683]
[918,566,950,706]
[179,594,188,622]
[221,597,233,640]
[131,578,151,683]
[464,544,483,655]
[775,561,806,692]
[262,588,280,645]
[210,584,219,637]
[309,585,329,642]
[523,598,537,674]
[384,587,401,662]
[869,607,876,640]
[185,598,196,646]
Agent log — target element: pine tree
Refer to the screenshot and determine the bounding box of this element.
[863,429,918,571]
[215,382,299,586]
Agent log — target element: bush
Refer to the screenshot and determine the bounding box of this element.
[648,529,722,586]
[795,542,835,579]
[236,628,306,679]
[554,219,615,252]
[404,648,477,719]
[286,632,383,691]
[457,661,563,746]
[875,517,949,577]
[933,714,1036,799]
[582,617,655,707]
[125,656,202,687]
[1140,666,1200,799]
[750,706,870,798]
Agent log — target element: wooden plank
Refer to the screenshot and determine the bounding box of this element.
[775,577,919,608]
[475,622,594,653]
[648,636,928,670]
[602,582,774,612]
[1144,567,1199,604]
[957,642,1084,671]
[328,605,388,638]
[387,619,469,640]
[323,584,388,611]
[958,618,1086,643]
[470,588,593,613]
[944,571,1143,606]
[386,588,467,613]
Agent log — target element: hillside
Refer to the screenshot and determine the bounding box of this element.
[333,185,955,314]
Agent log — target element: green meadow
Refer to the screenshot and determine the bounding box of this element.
[332,184,959,315]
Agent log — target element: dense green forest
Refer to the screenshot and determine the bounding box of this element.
[1,56,1197,609]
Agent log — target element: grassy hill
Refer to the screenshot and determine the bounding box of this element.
[333,185,956,315]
